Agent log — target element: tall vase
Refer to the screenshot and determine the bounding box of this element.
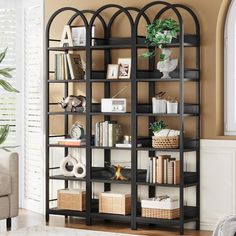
[157,48,178,79]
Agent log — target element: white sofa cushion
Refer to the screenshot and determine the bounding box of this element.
[0,173,11,197]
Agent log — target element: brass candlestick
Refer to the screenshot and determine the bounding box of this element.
[111,164,127,181]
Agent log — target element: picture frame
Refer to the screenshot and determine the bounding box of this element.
[71,25,95,46]
[118,58,131,79]
[106,64,120,79]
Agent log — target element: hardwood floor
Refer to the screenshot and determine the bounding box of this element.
[0,209,212,236]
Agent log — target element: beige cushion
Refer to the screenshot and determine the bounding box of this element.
[0,173,11,197]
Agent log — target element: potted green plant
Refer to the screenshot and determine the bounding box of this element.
[142,18,180,58]
[142,18,180,79]
[149,120,167,136]
[0,48,19,148]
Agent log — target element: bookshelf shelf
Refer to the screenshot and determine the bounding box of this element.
[45,3,200,235]
[48,79,86,83]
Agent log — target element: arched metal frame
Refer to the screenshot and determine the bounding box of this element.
[45,3,200,235]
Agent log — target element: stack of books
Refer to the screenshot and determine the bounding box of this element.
[146,155,180,185]
[95,121,122,147]
[54,53,85,80]
[57,138,86,146]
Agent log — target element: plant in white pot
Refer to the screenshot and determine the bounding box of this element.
[0,48,19,149]
[142,18,180,79]
[149,120,167,136]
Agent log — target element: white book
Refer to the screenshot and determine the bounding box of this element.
[115,143,131,148]
[149,158,153,184]
[153,157,156,184]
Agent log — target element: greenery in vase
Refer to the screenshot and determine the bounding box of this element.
[142,18,180,59]
[0,48,19,147]
[149,120,167,134]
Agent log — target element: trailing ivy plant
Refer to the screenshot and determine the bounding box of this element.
[142,18,180,59]
[0,48,19,148]
[149,120,167,134]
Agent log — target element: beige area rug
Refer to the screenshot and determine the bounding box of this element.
[3,225,140,236]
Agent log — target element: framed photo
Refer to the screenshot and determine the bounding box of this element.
[118,58,131,79]
[71,26,95,46]
[106,64,119,79]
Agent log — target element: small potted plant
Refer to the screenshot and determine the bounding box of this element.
[149,120,167,136]
[142,18,180,79]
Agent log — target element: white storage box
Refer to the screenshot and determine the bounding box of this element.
[141,197,179,210]
[101,98,126,113]
[152,97,167,113]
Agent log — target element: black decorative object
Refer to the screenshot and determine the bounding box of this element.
[46,2,200,235]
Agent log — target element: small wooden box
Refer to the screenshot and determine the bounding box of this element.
[99,192,131,215]
[57,189,86,211]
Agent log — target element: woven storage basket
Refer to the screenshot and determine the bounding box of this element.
[58,189,86,211]
[142,208,180,219]
[99,192,131,215]
[152,136,179,149]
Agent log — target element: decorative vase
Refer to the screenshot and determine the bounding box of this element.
[157,48,178,79]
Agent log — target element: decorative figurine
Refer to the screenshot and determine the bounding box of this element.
[59,95,86,112]
[157,48,178,79]
[111,164,127,181]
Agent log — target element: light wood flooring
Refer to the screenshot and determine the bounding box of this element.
[0,209,212,236]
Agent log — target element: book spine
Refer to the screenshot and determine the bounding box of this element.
[164,159,167,184]
[157,156,163,184]
[108,123,113,147]
[156,158,159,183]
[95,122,100,146]
[57,54,62,80]
[146,158,150,182]
[63,54,68,80]
[61,54,65,80]
[105,121,109,147]
[99,122,103,146]
[149,158,153,184]
[167,161,174,184]
[153,157,156,184]
[67,54,75,79]
[54,54,58,80]
[102,122,106,147]
[174,160,180,185]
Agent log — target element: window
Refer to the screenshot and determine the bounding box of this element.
[225,0,236,135]
[0,8,18,146]
[0,0,44,213]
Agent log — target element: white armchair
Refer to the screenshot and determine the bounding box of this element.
[0,152,18,229]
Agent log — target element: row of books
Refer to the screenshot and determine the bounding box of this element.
[95,121,122,147]
[54,53,85,80]
[57,138,86,146]
[146,155,180,185]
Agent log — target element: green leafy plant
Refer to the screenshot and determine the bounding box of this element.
[0,48,19,147]
[149,120,167,133]
[142,18,180,58]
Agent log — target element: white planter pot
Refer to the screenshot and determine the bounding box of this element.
[167,101,178,114]
[152,97,167,113]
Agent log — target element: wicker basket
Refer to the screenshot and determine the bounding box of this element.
[58,189,86,211]
[99,192,131,215]
[152,136,179,149]
[142,208,180,219]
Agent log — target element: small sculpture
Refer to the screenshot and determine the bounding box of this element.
[59,95,86,112]
[157,48,178,79]
[111,164,127,181]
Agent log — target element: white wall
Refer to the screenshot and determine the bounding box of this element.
[200,139,236,230]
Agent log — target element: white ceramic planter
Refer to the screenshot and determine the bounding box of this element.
[167,101,178,114]
[152,97,167,113]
